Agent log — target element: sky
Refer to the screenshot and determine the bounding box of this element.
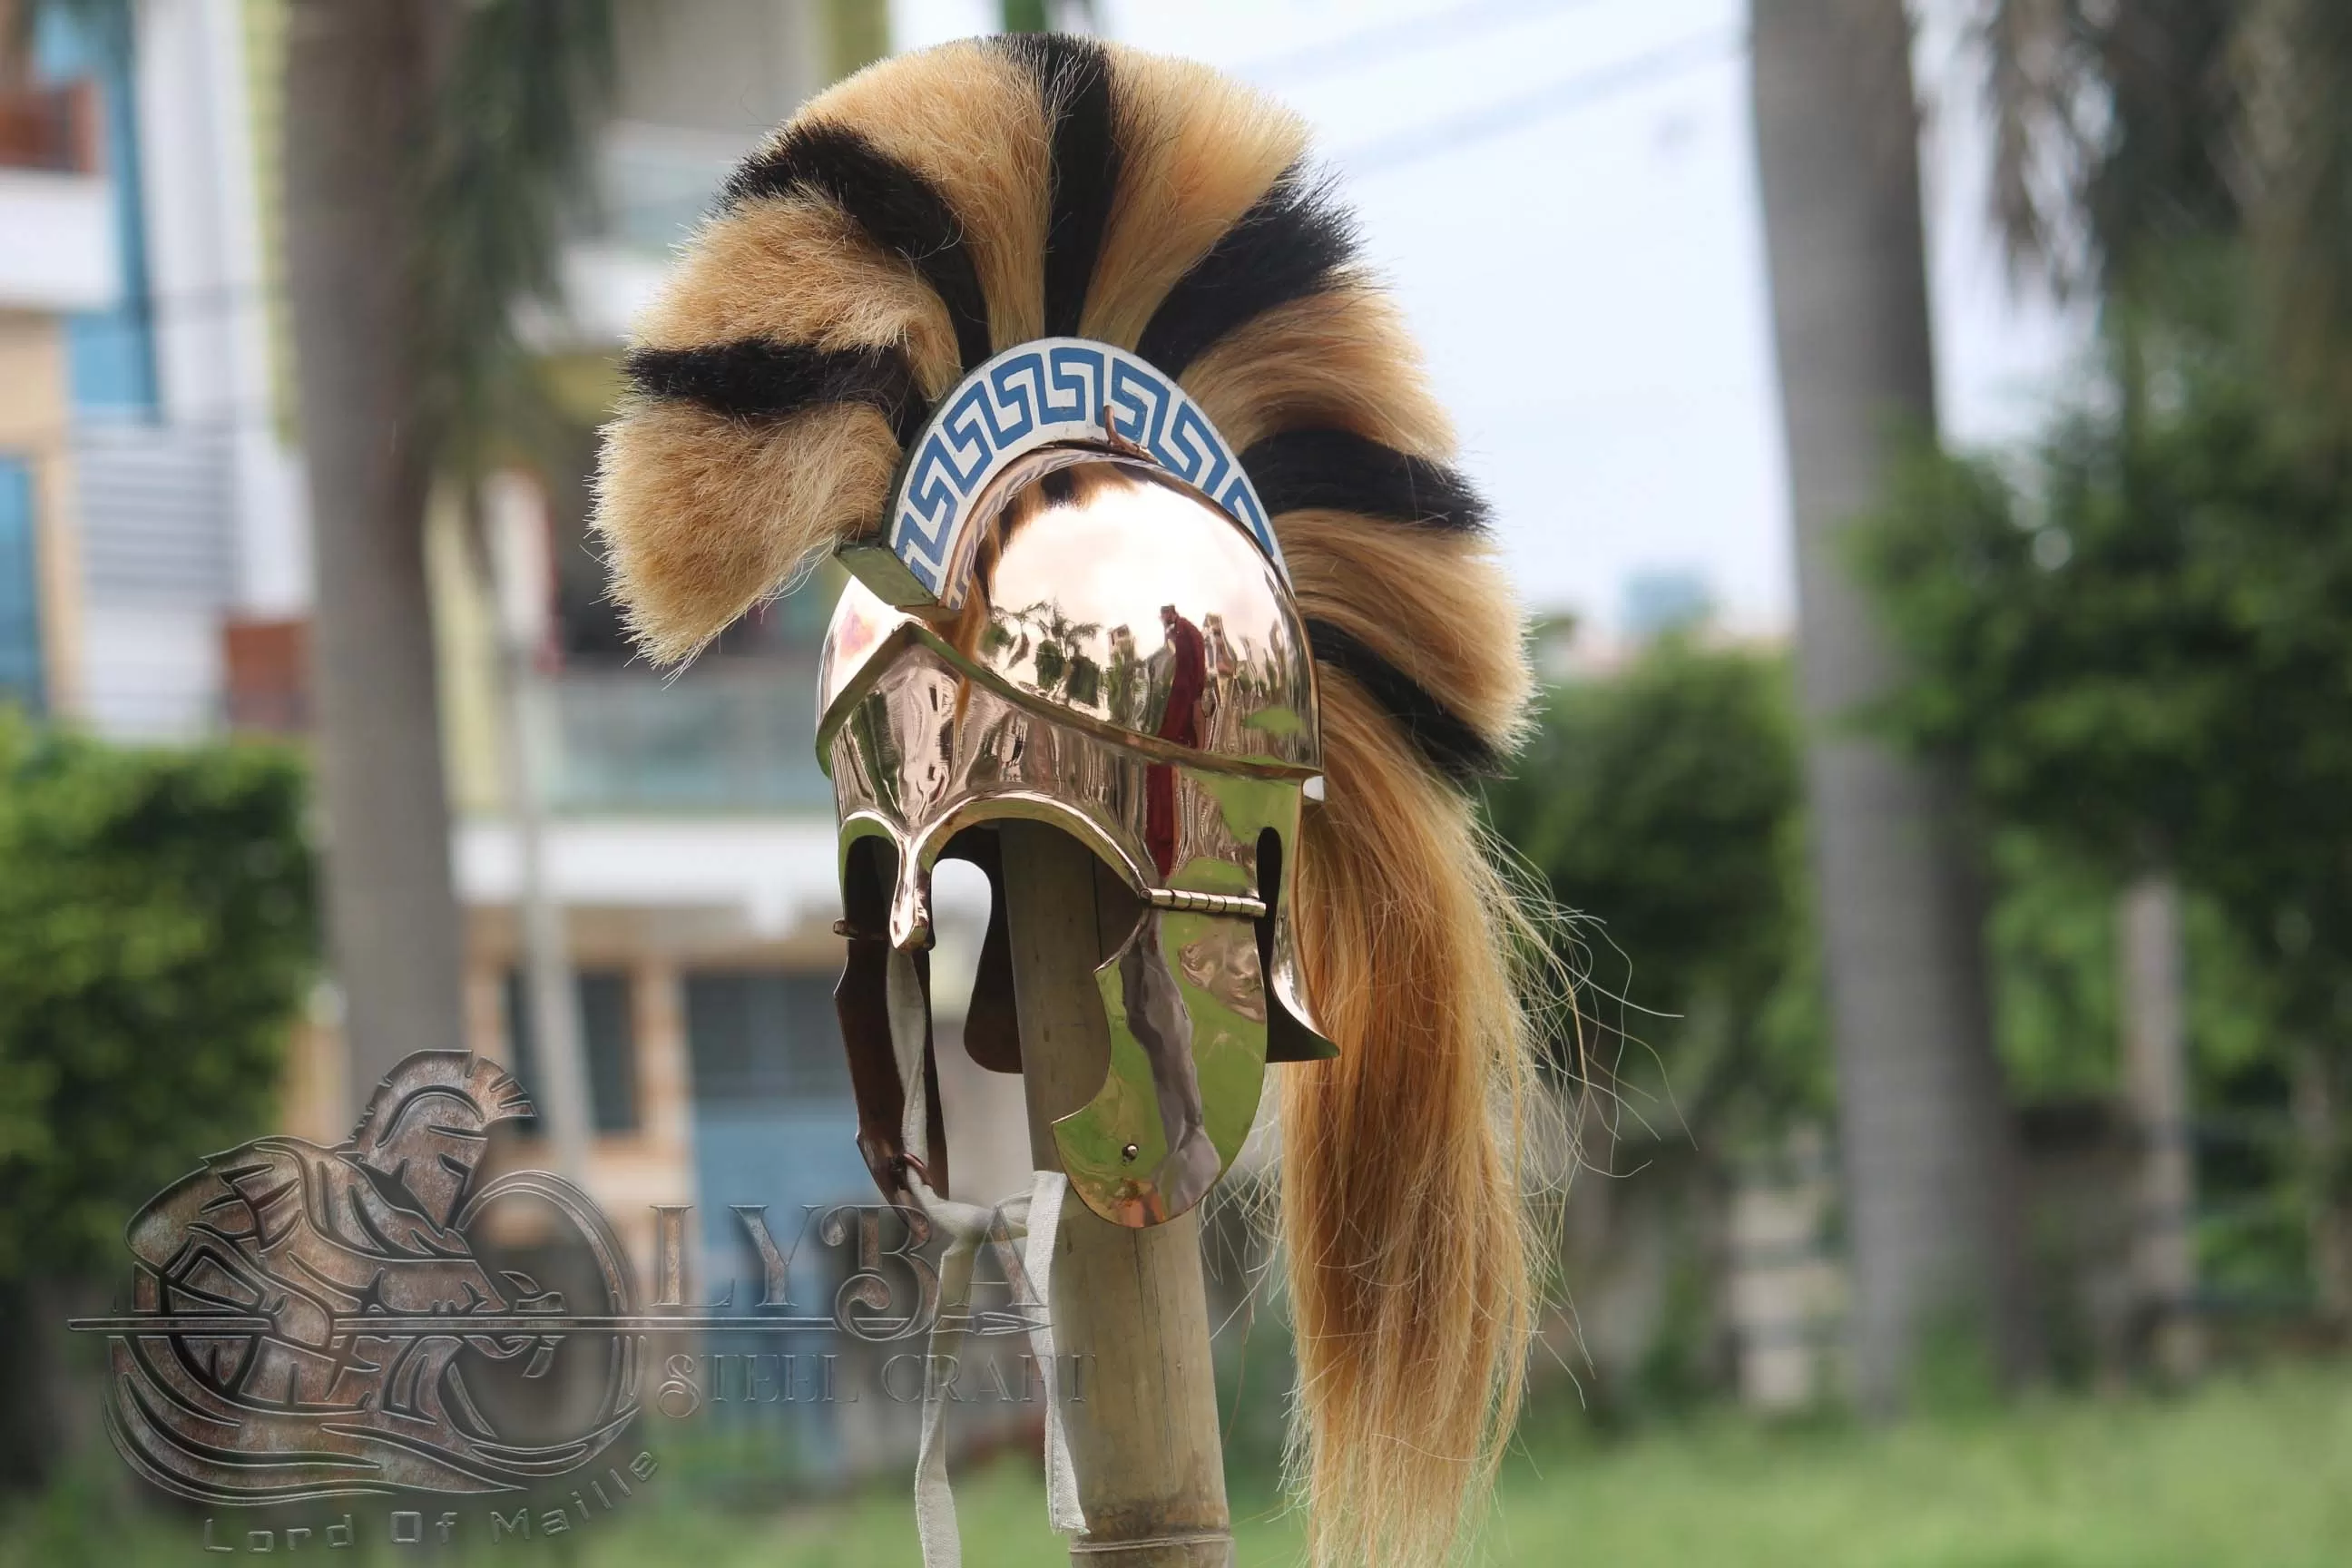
[889,0,2091,639]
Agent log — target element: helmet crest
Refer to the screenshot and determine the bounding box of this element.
[592,36,1540,1567]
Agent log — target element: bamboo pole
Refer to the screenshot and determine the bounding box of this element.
[997,819,1233,1567]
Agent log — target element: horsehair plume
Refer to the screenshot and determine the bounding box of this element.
[591,34,1541,1565]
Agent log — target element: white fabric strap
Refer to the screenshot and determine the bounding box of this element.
[885,950,1087,1565]
[1023,1168,1083,1532]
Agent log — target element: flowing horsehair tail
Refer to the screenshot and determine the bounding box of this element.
[592,35,1543,1568]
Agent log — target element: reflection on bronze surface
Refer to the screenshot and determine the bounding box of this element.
[1061,909,1269,1225]
[822,455,1318,775]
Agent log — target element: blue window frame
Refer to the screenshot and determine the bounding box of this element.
[34,0,160,417]
[0,459,44,715]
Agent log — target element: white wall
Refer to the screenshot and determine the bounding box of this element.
[0,170,119,313]
[76,601,220,736]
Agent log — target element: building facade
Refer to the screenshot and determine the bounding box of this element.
[5,0,1027,1471]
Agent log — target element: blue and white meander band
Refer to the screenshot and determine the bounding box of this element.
[868,338,1285,604]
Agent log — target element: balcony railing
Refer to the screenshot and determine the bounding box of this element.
[0,80,97,174]
[546,662,830,814]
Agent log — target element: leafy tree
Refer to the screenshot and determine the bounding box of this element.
[0,718,314,1489]
[0,719,315,1279]
[1983,832,2121,1102]
[1857,305,2352,1318]
[1486,638,1822,1151]
[1856,296,2352,1022]
[1486,636,1821,1409]
[1962,0,2352,1349]
[1853,338,2259,878]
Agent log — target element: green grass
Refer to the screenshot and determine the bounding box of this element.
[1485,1370,2352,1568]
[12,1365,2352,1565]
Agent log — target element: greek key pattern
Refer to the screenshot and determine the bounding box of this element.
[886,338,1284,599]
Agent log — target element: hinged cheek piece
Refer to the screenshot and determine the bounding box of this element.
[817,339,1337,1229]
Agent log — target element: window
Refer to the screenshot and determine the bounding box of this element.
[682,972,850,1108]
[33,1,159,416]
[502,969,640,1134]
[0,459,42,714]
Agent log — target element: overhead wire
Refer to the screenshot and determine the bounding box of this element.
[1339,25,1748,177]
[21,15,1749,401]
[1235,0,1609,87]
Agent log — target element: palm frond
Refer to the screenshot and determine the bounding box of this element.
[415,0,617,476]
[1979,0,2093,290]
[1973,0,2241,298]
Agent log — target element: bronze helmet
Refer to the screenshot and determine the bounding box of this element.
[818,340,1334,1227]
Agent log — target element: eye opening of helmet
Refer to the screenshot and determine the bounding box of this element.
[945,821,1144,1079]
[840,831,897,940]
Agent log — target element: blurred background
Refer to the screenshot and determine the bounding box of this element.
[5,0,2352,1563]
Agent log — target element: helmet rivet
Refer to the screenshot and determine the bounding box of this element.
[1121,1143,1140,1163]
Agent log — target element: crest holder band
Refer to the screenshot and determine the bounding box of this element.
[837,338,1288,611]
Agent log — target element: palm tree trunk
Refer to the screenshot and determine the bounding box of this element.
[282,0,467,1112]
[1750,0,2036,1410]
[2118,871,2202,1377]
[2289,1044,2352,1325]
